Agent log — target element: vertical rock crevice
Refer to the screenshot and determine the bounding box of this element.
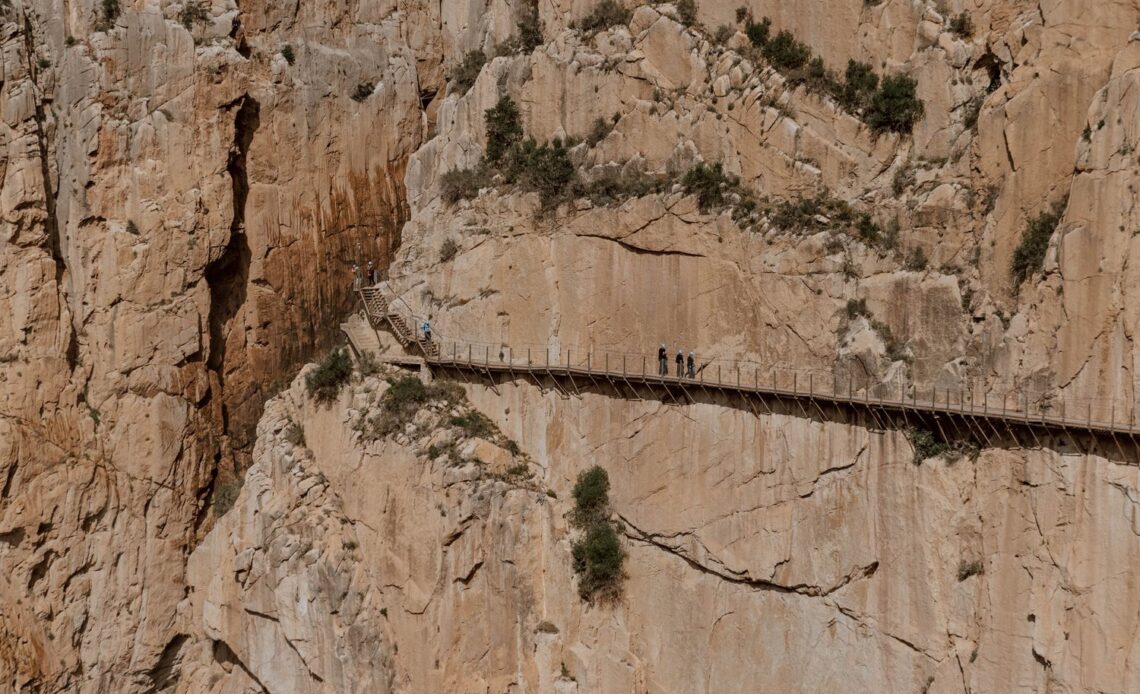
[206,96,259,405]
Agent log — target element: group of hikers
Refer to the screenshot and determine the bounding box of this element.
[351,260,383,290]
[659,343,698,378]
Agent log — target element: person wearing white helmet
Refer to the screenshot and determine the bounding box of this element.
[675,347,684,377]
[657,343,668,376]
[687,351,695,378]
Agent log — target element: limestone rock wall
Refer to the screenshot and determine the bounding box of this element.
[5,0,1140,691]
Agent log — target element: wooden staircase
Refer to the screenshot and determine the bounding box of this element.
[358,285,439,359]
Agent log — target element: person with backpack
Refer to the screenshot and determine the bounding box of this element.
[657,343,668,375]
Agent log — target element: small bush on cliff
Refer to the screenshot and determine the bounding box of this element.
[440,237,459,262]
[957,559,984,581]
[675,0,697,27]
[485,96,524,166]
[440,166,490,204]
[949,11,973,38]
[364,376,465,439]
[569,466,624,602]
[505,138,576,203]
[306,348,352,403]
[572,466,611,525]
[679,163,755,220]
[179,0,210,30]
[450,411,495,439]
[578,0,631,34]
[571,521,625,601]
[866,75,925,134]
[280,44,295,65]
[1011,201,1066,289]
[908,428,949,464]
[451,50,486,95]
[101,0,121,28]
[763,30,811,71]
[351,82,375,102]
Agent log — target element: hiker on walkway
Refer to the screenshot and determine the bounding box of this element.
[352,264,361,290]
[658,343,668,375]
[422,319,432,343]
[676,348,684,377]
[687,351,695,378]
[367,260,375,286]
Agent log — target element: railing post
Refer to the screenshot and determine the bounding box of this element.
[1088,402,1092,427]
[717,365,721,384]
[622,354,626,375]
[793,372,797,395]
[588,353,591,374]
[567,349,570,368]
[642,356,646,376]
[485,345,489,365]
[737,366,740,388]
[468,344,472,364]
[809,373,813,397]
[528,348,531,365]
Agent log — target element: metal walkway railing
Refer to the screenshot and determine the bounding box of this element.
[358,287,1140,442]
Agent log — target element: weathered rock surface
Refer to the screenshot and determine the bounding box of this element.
[5,0,1140,691]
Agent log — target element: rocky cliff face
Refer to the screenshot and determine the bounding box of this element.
[4,0,1140,691]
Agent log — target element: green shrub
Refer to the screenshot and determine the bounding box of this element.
[763,30,811,71]
[957,559,984,581]
[515,0,543,53]
[1011,202,1065,288]
[571,520,625,601]
[579,0,631,34]
[866,75,925,134]
[769,195,857,232]
[440,166,490,204]
[856,213,881,244]
[505,138,576,203]
[904,246,928,271]
[357,350,380,376]
[451,50,486,95]
[284,420,306,446]
[681,162,737,212]
[586,117,613,146]
[735,6,750,23]
[675,0,697,26]
[572,466,610,525]
[101,0,121,27]
[908,428,949,464]
[306,348,352,402]
[450,411,495,438]
[351,82,375,102]
[485,96,524,166]
[713,24,734,44]
[745,17,771,47]
[949,11,973,38]
[179,0,210,29]
[126,220,140,235]
[844,298,870,320]
[440,237,458,262]
[840,60,879,111]
[281,44,295,64]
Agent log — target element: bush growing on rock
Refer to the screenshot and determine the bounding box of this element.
[578,0,631,35]
[179,0,210,29]
[866,75,925,134]
[675,0,697,26]
[571,521,625,601]
[1011,201,1066,289]
[351,82,375,102]
[450,50,486,95]
[306,348,352,402]
[280,44,295,64]
[763,30,811,71]
[101,0,121,27]
[485,96,524,166]
[572,466,610,525]
[569,465,624,602]
[440,166,489,204]
[440,237,459,262]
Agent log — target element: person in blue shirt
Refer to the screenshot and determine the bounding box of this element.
[422,319,431,342]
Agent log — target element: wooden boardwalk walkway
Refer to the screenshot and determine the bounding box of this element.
[350,285,1140,460]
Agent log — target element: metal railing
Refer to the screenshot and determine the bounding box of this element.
[360,288,1140,435]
